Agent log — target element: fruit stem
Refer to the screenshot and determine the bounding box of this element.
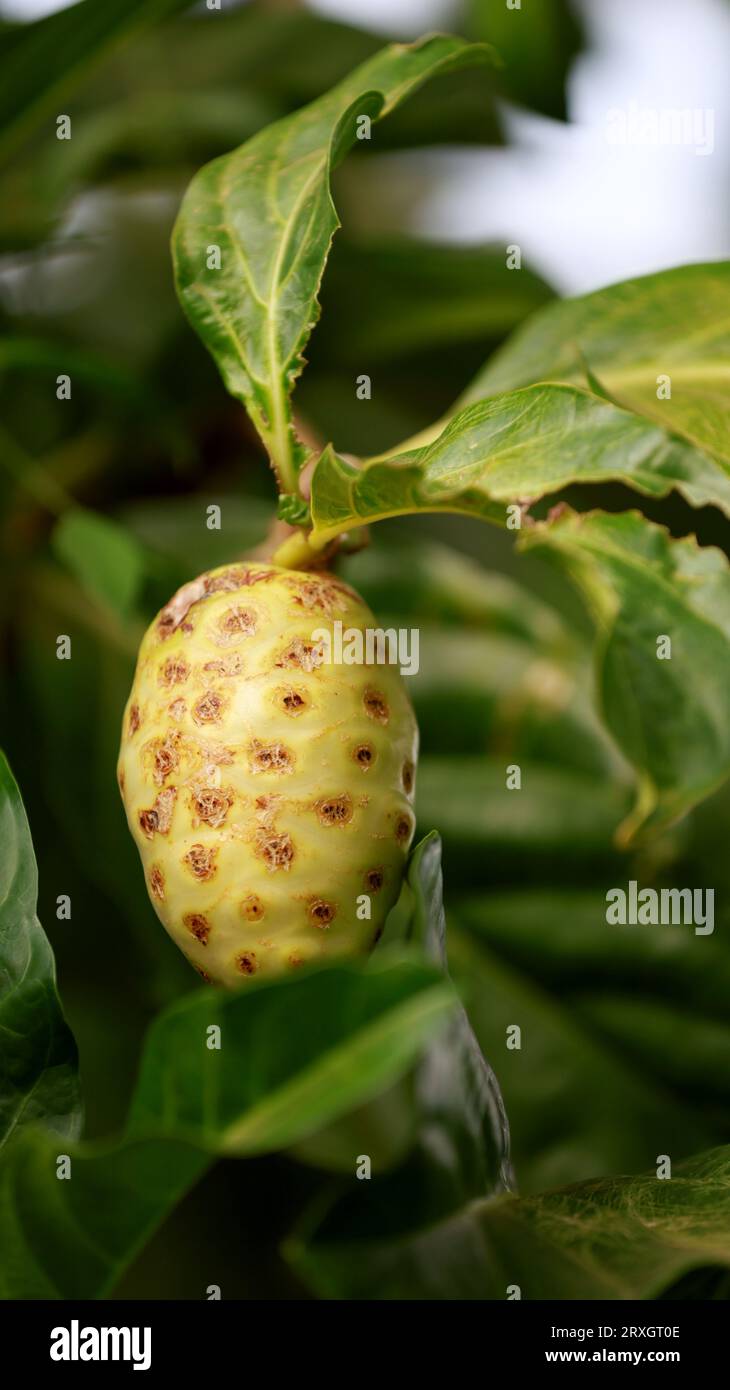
[272,529,328,570]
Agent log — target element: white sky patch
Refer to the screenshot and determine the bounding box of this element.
[0,0,72,16]
[307,0,450,38]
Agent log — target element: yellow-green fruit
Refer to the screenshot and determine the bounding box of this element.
[117,562,418,986]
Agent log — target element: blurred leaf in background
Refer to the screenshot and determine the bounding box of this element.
[52,506,146,616]
[465,0,584,119]
[0,0,196,163]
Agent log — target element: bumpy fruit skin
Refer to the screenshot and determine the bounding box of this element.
[117,562,418,986]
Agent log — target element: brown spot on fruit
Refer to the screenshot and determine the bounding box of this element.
[236,951,258,975]
[197,741,233,766]
[149,865,165,901]
[184,912,211,945]
[395,815,412,845]
[159,655,190,687]
[183,843,218,880]
[157,575,208,637]
[203,654,242,677]
[196,966,212,983]
[128,704,141,735]
[256,830,294,872]
[240,894,264,921]
[155,787,176,832]
[191,785,233,828]
[287,577,346,615]
[192,690,224,726]
[204,568,249,594]
[364,687,389,724]
[118,769,125,795]
[276,638,323,672]
[402,759,415,794]
[315,794,353,827]
[353,743,375,770]
[245,569,278,586]
[309,899,336,928]
[138,787,177,839]
[249,742,294,775]
[150,733,181,785]
[168,698,187,721]
[365,867,384,893]
[155,745,177,782]
[207,566,275,592]
[156,568,275,641]
[214,606,257,644]
[288,954,304,969]
[277,687,308,716]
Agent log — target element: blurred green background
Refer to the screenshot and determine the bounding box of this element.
[1,0,729,1297]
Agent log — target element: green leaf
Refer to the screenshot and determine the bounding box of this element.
[171,35,494,490]
[290,1145,730,1300]
[276,833,509,1179]
[0,751,81,1150]
[522,509,730,838]
[284,835,509,1297]
[395,834,511,1197]
[449,890,726,1191]
[0,1131,206,1299]
[463,261,730,477]
[277,492,311,526]
[0,955,454,1298]
[0,0,196,164]
[126,956,455,1157]
[308,384,730,547]
[52,507,147,618]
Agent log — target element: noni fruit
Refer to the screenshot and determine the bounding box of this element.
[118,562,418,986]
